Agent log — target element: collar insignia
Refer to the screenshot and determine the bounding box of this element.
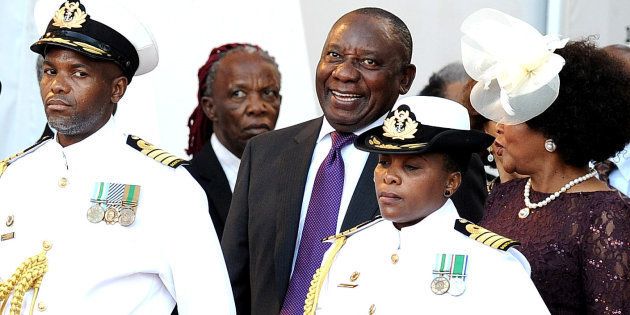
[382,108,419,140]
[52,1,88,29]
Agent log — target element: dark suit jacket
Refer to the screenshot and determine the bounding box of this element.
[221,117,486,315]
[185,141,233,240]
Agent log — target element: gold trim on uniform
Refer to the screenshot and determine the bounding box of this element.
[349,271,360,282]
[0,241,51,315]
[52,1,87,29]
[305,217,383,314]
[126,135,188,168]
[73,41,108,55]
[367,136,426,151]
[0,135,52,178]
[36,37,109,57]
[1,232,14,242]
[322,217,384,242]
[454,219,521,251]
[391,253,399,264]
[382,108,419,140]
[303,236,348,315]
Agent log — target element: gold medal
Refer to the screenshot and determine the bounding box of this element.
[119,208,136,227]
[430,276,450,295]
[87,204,105,223]
[104,206,119,224]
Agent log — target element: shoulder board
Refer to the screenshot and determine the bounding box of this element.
[126,135,188,168]
[454,218,520,251]
[322,216,384,243]
[0,135,52,178]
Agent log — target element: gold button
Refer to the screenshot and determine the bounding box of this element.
[38,301,47,311]
[350,271,360,282]
[58,177,68,188]
[391,253,399,264]
[6,215,14,227]
[42,240,52,251]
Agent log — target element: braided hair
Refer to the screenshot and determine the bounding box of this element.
[186,43,279,155]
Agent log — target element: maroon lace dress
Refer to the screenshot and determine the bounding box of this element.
[481,178,629,315]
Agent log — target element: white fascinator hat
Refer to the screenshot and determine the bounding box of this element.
[461,8,569,125]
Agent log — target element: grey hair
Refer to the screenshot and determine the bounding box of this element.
[203,45,280,97]
[419,62,471,97]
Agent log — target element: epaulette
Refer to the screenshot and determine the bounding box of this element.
[0,135,52,178]
[322,216,384,243]
[126,135,188,168]
[454,218,520,251]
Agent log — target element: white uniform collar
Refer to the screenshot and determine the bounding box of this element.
[210,133,240,192]
[318,114,386,144]
[384,199,459,250]
[51,116,119,168]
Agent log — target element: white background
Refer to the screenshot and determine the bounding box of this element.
[0,0,628,158]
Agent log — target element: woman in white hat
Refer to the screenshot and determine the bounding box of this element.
[303,96,548,314]
[461,9,630,314]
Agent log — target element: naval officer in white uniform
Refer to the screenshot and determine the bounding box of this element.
[0,0,235,314]
[304,96,549,314]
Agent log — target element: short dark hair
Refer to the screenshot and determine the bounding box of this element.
[419,62,471,98]
[348,7,413,66]
[526,40,630,166]
[443,152,470,174]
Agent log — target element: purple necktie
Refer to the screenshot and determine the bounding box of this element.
[280,131,357,314]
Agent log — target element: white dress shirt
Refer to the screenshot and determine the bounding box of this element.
[291,116,385,273]
[211,133,240,192]
[312,200,549,314]
[609,143,630,195]
[0,118,235,315]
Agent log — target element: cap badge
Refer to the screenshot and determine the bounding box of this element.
[382,108,418,140]
[53,1,87,29]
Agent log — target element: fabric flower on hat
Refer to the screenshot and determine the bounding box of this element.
[461,8,569,125]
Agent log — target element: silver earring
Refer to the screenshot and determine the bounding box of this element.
[487,153,494,163]
[544,139,556,152]
[443,190,452,198]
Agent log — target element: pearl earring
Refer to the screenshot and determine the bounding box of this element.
[544,139,556,152]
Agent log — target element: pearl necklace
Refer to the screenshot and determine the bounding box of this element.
[518,170,598,219]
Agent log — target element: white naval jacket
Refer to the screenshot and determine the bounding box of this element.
[0,118,235,314]
[310,199,549,315]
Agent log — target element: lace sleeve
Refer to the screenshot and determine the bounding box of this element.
[579,195,630,314]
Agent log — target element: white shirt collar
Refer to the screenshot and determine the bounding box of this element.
[317,114,387,143]
[210,133,240,192]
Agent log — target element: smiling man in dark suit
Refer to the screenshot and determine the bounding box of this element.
[221,7,490,314]
[221,8,415,314]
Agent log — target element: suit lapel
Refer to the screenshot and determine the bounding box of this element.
[274,117,323,302]
[197,142,232,224]
[341,152,380,230]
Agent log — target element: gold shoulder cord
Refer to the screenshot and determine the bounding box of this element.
[0,242,51,315]
[303,236,348,315]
